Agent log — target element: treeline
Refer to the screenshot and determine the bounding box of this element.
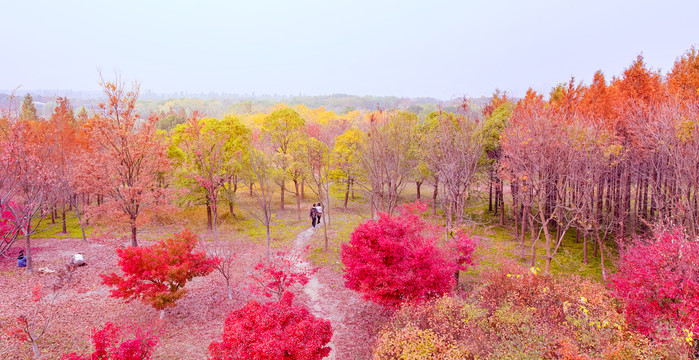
[1,48,698,280]
[495,50,699,279]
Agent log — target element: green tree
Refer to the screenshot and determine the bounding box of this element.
[331,127,365,208]
[261,108,305,210]
[169,115,250,241]
[20,94,39,122]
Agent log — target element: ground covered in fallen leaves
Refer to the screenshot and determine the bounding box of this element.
[0,227,388,360]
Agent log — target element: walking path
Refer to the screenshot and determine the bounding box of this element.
[292,226,340,359]
[290,225,390,360]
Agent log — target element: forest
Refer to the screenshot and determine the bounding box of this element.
[1,47,699,360]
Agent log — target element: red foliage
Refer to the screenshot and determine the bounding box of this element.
[61,322,158,360]
[341,202,476,309]
[250,249,315,300]
[0,202,19,255]
[208,291,332,360]
[100,229,220,310]
[611,228,699,337]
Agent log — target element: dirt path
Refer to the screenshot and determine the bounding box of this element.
[291,226,388,360]
[292,226,339,359]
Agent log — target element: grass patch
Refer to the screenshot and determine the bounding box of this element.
[32,214,93,239]
[465,203,616,282]
[308,208,368,272]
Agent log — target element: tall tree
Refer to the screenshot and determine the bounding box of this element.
[169,114,250,242]
[20,94,39,122]
[48,97,81,236]
[2,122,59,272]
[331,128,364,209]
[261,107,305,210]
[359,110,416,217]
[423,110,483,230]
[75,76,171,247]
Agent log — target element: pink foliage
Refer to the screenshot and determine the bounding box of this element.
[250,249,315,299]
[61,322,158,360]
[611,228,699,337]
[341,202,476,309]
[208,291,332,360]
[100,229,220,310]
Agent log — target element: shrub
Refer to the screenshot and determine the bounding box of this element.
[373,265,692,359]
[61,322,158,360]
[611,228,699,338]
[208,292,332,360]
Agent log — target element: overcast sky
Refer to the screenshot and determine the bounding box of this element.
[1,0,697,99]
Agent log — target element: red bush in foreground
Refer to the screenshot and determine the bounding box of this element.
[209,292,332,360]
[61,322,158,360]
[611,229,699,337]
[341,202,476,308]
[100,228,220,311]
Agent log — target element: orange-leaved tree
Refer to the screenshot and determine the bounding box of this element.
[74,76,171,247]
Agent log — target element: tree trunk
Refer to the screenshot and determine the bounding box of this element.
[488,168,493,212]
[212,202,219,244]
[583,233,588,265]
[529,214,537,267]
[351,178,355,199]
[61,204,67,234]
[344,180,350,209]
[520,204,526,245]
[131,221,138,247]
[432,176,439,215]
[280,183,285,210]
[416,180,422,200]
[294,180,301,222]
[206,200,212,231]
[266,224,271,260]
[499,179,505,226]
[596,232,607,281]
[575,228,579,243]
[31,339,40,359]
[74,201,88,242]
[25,228,33,272]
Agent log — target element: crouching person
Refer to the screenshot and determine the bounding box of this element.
[17,250,26,268]
[70,253,86,267]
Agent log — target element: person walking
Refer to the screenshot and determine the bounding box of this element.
[310,203,318,228]
[315,203,323,225]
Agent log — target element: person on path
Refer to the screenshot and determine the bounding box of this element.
[310,204,318,228]
[316,203,323,225]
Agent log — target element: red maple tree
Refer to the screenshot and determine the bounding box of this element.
[208,291,332,360]
[100,229,220,314]
[341,202,476,308]
[61,322,158,360]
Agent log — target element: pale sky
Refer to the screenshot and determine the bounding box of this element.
[1,0,698,99]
